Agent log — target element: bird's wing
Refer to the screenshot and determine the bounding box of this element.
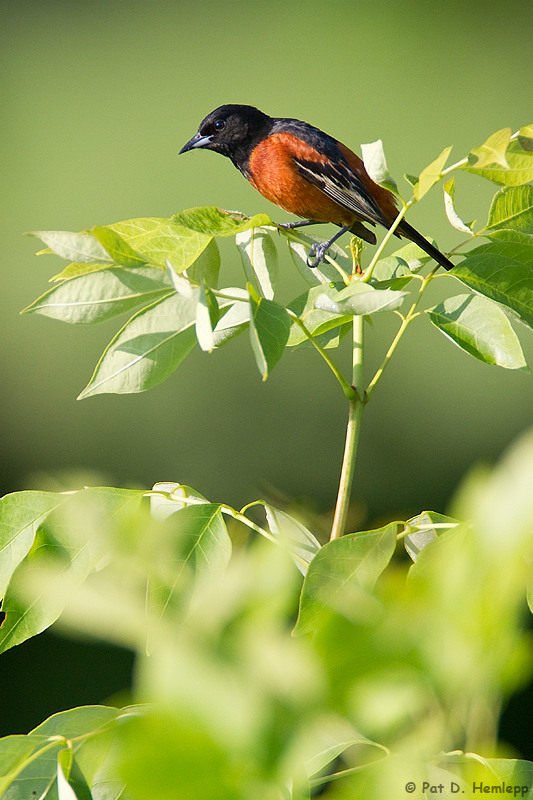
[293,156,389,228]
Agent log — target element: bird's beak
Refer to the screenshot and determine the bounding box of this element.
[179,132,213,154]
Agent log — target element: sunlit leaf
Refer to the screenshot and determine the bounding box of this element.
[108,217,212,270]
[390,241,435,273]
[517,124,533,152]
[0,489,143,654]
[414,146,452,200]
[172,206,272,237]
[89,226,148,267]
[443,177,475,234]
[195,281,219,352]
[186,238,221,288]
[50,262,116,282]
[248,288,291,379]
[361,139,398,193]
[78,293,199,397]
[402,511,459,562]
[236,227,278,299]
[149,483,209,521]
[212,300,250,347]
[28,231,111,264]
[263,505,321,574]
[452,238,533,330]
[0,491,62,597]
[57,760,79,800]
[22,267,173,324]
[315,282,407,316]
[302,716,388,778]
[294,524,397,634]
[466,127,511,170]
[481,185,533,234]
[287,284,352,346]
[461,138,533,186]
[426,293,528,370]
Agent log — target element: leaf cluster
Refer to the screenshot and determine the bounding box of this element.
[4,121,533,798]
[2,431,533,797]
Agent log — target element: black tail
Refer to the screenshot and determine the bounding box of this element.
[396,219,454,271]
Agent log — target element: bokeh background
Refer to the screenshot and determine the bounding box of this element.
[1,0,532,751]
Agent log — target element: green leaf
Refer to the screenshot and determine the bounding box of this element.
[452,238,533,330]
[248,289,291,380]
[27,231,112,264]
[360,139,398,193]
[263,505,321,574]
[57,760,79,800]
[195,282,219,352]
[291,322,351,351]
[50,262,117,282]
[22,266,173,324]
[78,293,200,397]
[402,511,459,562]
[517,123,533,152]
[481,185,533,234]
[286,232,347,286]
[0,489,143,654]
[369,256,414,290]
[89,226,148,267]
[461,137,533,186]
[426,293,528,370]
[287,284,352,346]
[443,177,475,234]
[404,173,419,189]
[149,482,209,521]
[302,716,388,778]
[236,227,278,299]
[212,300,250,347]
[32,705,123,737]
[413,146,453,200]
[158,504,230,579]
[467,127,512,170]
[0,705,126,800]
[315,282,407,316]
[294,524,397,635]
[146,505,231,642]
[0,491,62,597]
[186,238,221,288]
[390,241,435,273]
[172,206,272,237]
[107,217,212,270]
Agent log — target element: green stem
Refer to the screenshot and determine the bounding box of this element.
[292,316,356,399]
[440,156,469,176]
[362,201,411,283]
[365,268,437,401]
[330,316,365,541]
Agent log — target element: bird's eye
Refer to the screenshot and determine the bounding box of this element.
[214,120,226,132]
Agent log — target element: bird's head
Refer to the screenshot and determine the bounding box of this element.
[179,104,272,161]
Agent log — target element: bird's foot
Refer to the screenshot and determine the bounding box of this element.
[307,241,329,268]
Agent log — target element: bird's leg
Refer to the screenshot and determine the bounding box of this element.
[277,219,325,230]
[307,224,351,268]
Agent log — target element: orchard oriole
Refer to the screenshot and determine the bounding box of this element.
[180,104,454,271]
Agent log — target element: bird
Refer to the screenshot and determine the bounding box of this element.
[179,104,454,271]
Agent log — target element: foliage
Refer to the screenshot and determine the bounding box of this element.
[2,123,533,797]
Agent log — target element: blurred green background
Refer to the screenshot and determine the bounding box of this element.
[1,0,533,742]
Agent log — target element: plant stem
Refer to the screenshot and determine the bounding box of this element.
[330,316,365,540]
[362,201,411,283]
[292,316,356,399]
[365,268,438,401]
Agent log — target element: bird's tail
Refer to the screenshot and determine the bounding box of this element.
[396,219,454,271]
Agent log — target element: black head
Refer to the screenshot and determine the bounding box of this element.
[179,105,273,166]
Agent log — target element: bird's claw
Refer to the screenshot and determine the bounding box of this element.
[307,242,328,268]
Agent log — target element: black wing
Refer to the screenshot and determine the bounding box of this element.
[293,156,390,229]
